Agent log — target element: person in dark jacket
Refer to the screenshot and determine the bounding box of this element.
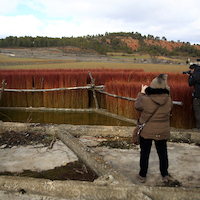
[188,64,200,130]
[134,74,173,183]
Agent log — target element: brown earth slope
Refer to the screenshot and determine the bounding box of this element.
[120,37,200,51]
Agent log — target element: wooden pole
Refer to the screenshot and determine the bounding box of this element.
[88,71,99,109]
[97,90,182,106]
[0,78,182,106]
[0,79,7,102]
[0,85,105,92]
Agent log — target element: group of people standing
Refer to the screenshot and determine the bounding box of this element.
[134,63,200,183]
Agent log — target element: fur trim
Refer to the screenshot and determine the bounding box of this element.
[145,87,170,95]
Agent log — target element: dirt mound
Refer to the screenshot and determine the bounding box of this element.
[120,36,200,51]
[144,39,183,51]
[0,131,52,148]
[121,38,140,50]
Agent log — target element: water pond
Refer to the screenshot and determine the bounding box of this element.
[0,109,133,126]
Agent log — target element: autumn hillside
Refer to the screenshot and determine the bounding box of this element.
[120,37,200,51]
[1,32,200,57]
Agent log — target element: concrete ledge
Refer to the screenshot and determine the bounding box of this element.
[0,171,199,199]
[169,129,200,144]
[0,122,200,144]
[138,185,200,200]
[0,176,138,199]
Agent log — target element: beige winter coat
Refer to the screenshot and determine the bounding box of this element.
[134,88,173,140]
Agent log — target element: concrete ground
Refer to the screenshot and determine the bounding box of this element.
[80,136,200,188]
[0,141,78,173]
[1,135,199,188]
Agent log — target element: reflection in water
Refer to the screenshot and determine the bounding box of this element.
[0,109,133,126]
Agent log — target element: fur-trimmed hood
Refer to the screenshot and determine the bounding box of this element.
[145,87,170,95]
[145,87,170,106]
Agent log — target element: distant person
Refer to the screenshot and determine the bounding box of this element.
[134,74,173,183]
[186,58,190,65]
[188,64,200,130]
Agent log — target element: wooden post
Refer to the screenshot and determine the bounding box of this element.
[88,71,99,109]
[0,79,7,102]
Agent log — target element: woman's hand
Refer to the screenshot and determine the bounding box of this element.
[141,84,148,94]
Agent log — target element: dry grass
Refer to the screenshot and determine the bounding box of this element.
[0,61,189,74]
[1,53,191,73]
[0,55,50,62]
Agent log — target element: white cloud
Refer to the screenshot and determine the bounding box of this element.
[0,15,44,37]
[41,20,81,38]
[42,18,125,38]
[0,0,200,44]
[0,0,21,14]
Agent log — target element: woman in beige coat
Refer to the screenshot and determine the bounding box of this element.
[134,74,173,183]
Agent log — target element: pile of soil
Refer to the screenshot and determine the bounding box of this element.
[97,137,135,149]
[0,131,53,148]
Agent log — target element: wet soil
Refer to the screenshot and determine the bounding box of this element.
[0,160,98,182]
[163,175,182,187]
[97,137,135,149]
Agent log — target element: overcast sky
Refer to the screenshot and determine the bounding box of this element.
[1,0,200,44]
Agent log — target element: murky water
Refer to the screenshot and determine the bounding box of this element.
[0,109,133,126]
[0,160,98,182]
